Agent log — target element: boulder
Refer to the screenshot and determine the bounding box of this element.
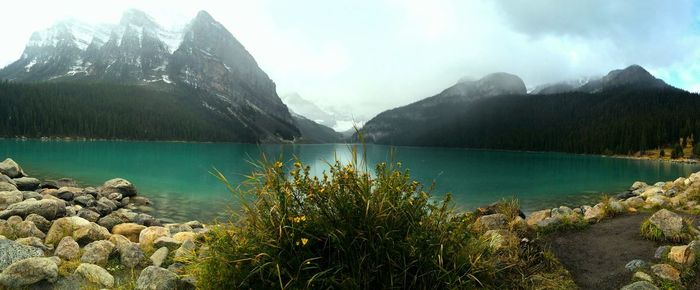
[648,209,683,238]
[0,198,66,220]
[15,237,51,251]
[550,206,573,220]
[38,180,59,189]
[101,178,137,197]
[0,182,17,192]
[173,232,197,243]
[45,216,90,246]
[150,247,169,267]
[14,220,45,239]
[608,200,625,213]
[651,263,680,281]
[631,181,648,191]
[668,245,695,265]
[139,226,170,249]
[75,263,114,288]
[74,195,95,207]
[625,259,646,272]
[112,223,146,243]
[80,240,115,266]
[120,243,147,268]
[77,209,100,222]
[184,220,203,229]
[154,237,181,250]
[0,257,58,288]
[21,191,41,200]
[136,266,178,290]
[109,234,133,253]
[583,204,605,221]
[654,246,671,259]
[526,209,551,227]
[633,271,653,282]
[97,211,131,231]
[620,281,659,290]
[25,213,51,233]
[165,223,193,235]
[641,187,664,198]
[72,223,111,245]
[0,175,15,186]
[625,196,645,208]
[12,177,39,191]
[174,239,196,260]
[55,236,80,260]
[645,195,667,207]
[0,159,23,178]
[0,239,44,270]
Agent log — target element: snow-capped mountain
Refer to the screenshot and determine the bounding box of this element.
[0,9,300,142]
[282,93,368,132]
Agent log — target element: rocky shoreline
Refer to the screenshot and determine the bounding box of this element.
[0,158,203,289]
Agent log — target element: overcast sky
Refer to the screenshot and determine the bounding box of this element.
[1,0,699,118]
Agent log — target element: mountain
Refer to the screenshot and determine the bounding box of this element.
[359,65,698,154]
[290,112,342,143]
[0,9,299,143]
[281,93,368,132]
[360,72,526,143]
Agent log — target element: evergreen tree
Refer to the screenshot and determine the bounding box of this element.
[671,143,684,159]
[693,142,700,157]
[660,148,666,158]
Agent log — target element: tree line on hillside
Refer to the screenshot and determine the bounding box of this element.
[0,81,251,141]
[365,86,700,156]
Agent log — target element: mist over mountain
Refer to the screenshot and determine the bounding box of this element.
[282,93,367,132]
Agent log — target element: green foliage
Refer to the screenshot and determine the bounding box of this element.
[364,87,700,155]
[188,152,575,289]
[693,142,700,158]
[640,219,693,243]
[660,148,666,157]
[0,81,264,142]
[671,143,684,159]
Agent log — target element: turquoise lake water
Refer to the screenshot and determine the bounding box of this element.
[1,139,698,223]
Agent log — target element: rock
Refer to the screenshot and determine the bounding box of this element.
[583,204,605,221]
[0,257,58,288]
[0,175,15,186]
[0,159,23,178]
[184,220,203,229]
[135,213,161,227]
[625,259,646,272]
[0,239,44,270]
[93,198,117,216]
[154,237,181,250]
[55,187,81,201]
[641,187,664,198]
[526,209,551,227]
[608,200,625,213]
[167,262,185,274]
[139,226,170,249]
[55,178,77,188]
[136,266,178,290]
[131,196,152,206]
[75,263,114,288]
[550,206,573,219]
[15,220,45,239]
[12,177,39,191]
[15,237,51,251]
[25,214,50,233]
[80,240,115,266]
[620,281,659,290]
[0,198,66,220]
[150,247,169,267]
[648,209,683,238]
[45,216,90,246]
[74,195,95,207]
[0,183,17,192]
[112,223,146,243]
[633,271,654,282]
[38,180,59,189]
[631,181,648,191]
[625,196,645,208]
[165,223,193,235]
[668,245,695,265]
[108,234,133,253]
[474,213,508,231]
[654,245,671,259]
[645,195,667,207]
[651,263,680,281]
[173,232,197,243]
[120,243,147,268]
[21,191,41,200]
[73,222,111,245]
[174,239,196,260]
[101,178,137,198]
[77,208,100,222]
[55,236,80,260]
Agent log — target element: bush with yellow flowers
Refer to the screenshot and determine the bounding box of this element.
[186,149,575,289]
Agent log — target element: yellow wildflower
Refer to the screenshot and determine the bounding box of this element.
[274,161,283,168]
[294,161,301,167]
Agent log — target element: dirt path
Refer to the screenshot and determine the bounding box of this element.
[546,214,657,290]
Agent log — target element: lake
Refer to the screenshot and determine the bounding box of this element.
[1,139,698,223]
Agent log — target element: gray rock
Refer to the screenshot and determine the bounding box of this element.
[120,243,146,268]
[80,240,115,266]
[12,177,40,191]
[136,266,178,290]
[0,198,66,220]
[14,237,51,251]
[101,178,137,198]
[150,247,169,267]
[551,206,573,219]
[631,181,648,191]
[648,209,683,238]
[474,213,508,231]
[184,220,203,229]
[0,257,58,288]
[72,222,111,245]
[0,239,44,270]
[75,263,114,288]
[55,178,77,188]
[77,209,100,222]
[97,211,131,231]
[0,174,15,186]
[0,190,23,209]
[55,236,80,260]
[620,281,659,290]
[25,213,51,233]
[154,237,181,251]
[74,194,95,207]
[14,220,45,239]
[0,182,17,192]
[165,223,193,235]
[45,216,90,246]
[174,239,196,260]
[625,196,645,208]
[167,262,185,274]
[21,191,41,200]
[0,159,23,178]
[136,213,161,227]
[130,196,152,206]
[625,259,646,272]
[38,180,59,189]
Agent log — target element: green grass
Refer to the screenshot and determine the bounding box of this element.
[185,145,576,289]
[640,219,693,243]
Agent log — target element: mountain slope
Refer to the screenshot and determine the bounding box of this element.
[290,112,342,143]
[360,66,697,154]
[0,9,299,143]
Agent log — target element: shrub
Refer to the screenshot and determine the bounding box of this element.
[187,149,574,289]
[671,143,684,159]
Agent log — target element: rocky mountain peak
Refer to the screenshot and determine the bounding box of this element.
[120,9,158,28]
[578,64,668,93]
